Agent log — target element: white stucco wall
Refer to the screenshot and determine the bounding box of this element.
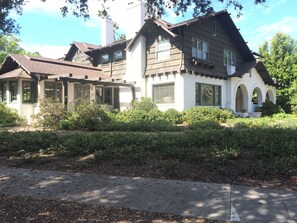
[120,36,146,111]
[229,68,276,113]
[183,73,227,110]
[146,73,184,111]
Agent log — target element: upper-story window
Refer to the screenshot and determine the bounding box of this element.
[101,54,110,64]
[192,38,209,60]
[212,22,217,36]
[156,38,170,60]
[224,49,236,66]
[113,50,123,62]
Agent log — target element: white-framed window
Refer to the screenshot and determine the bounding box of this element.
[113,50,123,62]
[101,54,110,64]
[192,38,209,60]
[9,81,18,102]
[44,81,63,102]
[224,49,236,66]
[153,83,174,104]
[22,81,37,103]
[195,83,221,106]
[0,81,7,103]
[156,38,170,60]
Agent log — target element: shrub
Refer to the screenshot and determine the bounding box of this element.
[130,97,157,112]
[63,100,110,130]
[162,109,183,124]
[0,102,20,126]
[33,98,67,129]
[183,107,235,124]
[261,101,280,116]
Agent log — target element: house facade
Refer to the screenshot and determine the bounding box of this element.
[0,0,276,123]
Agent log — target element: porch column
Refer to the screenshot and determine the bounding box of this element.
[63,80,68,106]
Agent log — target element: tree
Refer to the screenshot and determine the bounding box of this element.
[1,0,266,35]
[0,34,40,64]
[259,32,297,113]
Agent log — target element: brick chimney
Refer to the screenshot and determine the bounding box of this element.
[101,18,114,46]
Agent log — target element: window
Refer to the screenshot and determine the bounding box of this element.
[153,83,174,104]
[0,82,7,103]
[224,49,236,66]
[113,50,123,61]
[95,86,113,105]
[9,81,18,102]
[196,83,221,106]
[45,81,62,102]
[156,38,170,60]
[101,54,110,64]
[212,22,216,36]
[22,81,37,103]
[74,83,90,101]
[192,38,209,60]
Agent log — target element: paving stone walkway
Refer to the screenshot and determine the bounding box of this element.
[0,167,296,222]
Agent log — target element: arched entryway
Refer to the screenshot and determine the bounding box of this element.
[265,89,275,102]
[235,84,248,113]
[252,87,263,106]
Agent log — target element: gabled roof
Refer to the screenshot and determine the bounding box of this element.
[127,10,254,61]
[0,54,109,80]
[231,60,275,86]
[64,41,100,61]
[89,38,131,52]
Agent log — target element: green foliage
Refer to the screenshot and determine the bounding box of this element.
[33,98,67,130]
[0,102,20,125]
[183,106,235,124]
[259,32,297,112]
[260,101,280,116]
[0,35,40,64]
[162,108,183,124]
[62,100,110,130]
[2,122,297,179]
[130,98,158,112]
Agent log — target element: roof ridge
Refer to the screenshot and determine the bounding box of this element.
[26,55,101,71]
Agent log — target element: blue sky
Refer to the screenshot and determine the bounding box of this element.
[10,0,297,58]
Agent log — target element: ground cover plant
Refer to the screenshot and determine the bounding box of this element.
[1,121,297,189]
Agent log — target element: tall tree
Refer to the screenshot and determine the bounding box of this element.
[259,32,297,113]
[1,0,266,35]
[0,34,40,64]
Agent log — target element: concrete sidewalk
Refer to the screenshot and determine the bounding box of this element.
[0,167,296,222]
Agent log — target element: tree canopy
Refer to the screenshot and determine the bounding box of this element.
[1,0,266,35]
[259,32,297,113]
[0,34,40,65]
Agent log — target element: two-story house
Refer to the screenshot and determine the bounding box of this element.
[0,0,276,123]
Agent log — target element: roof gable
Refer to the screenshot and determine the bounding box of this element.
[0,54,109,80]
[127,10,254,61]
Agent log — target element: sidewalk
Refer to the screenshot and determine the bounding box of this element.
[0,167,296,222]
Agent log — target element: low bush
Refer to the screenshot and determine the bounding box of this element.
[162,108,183,124]
[33,98,67,129]
[0,102,21,126]
[63,100,110,130]
[183,107,235,124]
[261,101,280,116]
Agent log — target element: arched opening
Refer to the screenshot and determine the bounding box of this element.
[252,87,263,106]
[265,89,274,102]
[235,84,248,113]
